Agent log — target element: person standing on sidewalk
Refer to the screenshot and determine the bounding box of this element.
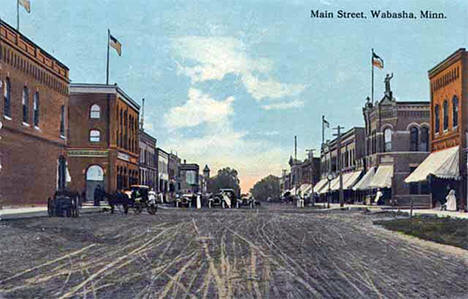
[94,185,102,206]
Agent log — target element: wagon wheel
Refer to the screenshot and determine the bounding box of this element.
[47,198,54,217]
[134,203,143,214]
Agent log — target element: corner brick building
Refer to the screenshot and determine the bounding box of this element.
[0,20,70,206]
[67,83,140,200]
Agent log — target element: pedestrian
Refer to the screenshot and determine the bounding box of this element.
[443,189,457,211]
[94,185,102,206]
[374,188,383,206]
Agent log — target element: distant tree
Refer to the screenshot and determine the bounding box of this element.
[207,167,241,196]
[250,175,280,202]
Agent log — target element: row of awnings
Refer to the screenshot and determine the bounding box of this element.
[283,146,461,196]
[316,165,393,194]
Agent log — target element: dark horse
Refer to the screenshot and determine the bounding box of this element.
[103,191,133,214]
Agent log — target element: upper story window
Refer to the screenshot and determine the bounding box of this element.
[3,78,11,118]
[420,127,429,152]
[60,105,65,137]
[384,128,392,152]
[435,105,440,133]
[22,86,29,123]
[89,129,101,142]
[443,100,448,131]
[33,92,39,127]
[452,96,459,128]
[410,127,419,151]
[90,104,101,119]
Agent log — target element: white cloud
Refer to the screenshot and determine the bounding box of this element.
[164,88,235,129]
[173,36,305,101]
[261,100,304,110]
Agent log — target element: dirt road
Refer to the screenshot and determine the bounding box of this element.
[0,204,467,298]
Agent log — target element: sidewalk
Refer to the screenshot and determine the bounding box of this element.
[322,203,468,219]
[0,203,108,220]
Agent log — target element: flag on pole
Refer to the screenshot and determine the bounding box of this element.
[372,52,384,69]
[323,116,330,128]
[19,0,31,13]
[109,34,122,56]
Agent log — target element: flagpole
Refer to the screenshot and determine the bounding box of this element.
[17,0,19,31]
[321,115,325,147]
[106,29,110,85]
[371,48,374,105]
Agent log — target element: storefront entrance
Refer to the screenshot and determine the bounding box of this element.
[86,165,105,202]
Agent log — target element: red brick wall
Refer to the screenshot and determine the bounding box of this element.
[0,23,69,206]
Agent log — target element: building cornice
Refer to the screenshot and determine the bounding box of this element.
[70,83,140,111]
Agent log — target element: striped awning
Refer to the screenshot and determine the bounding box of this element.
[405,146,460,183]
[313,178,329,193]
[369,165,393,189]
[353,167,376,191]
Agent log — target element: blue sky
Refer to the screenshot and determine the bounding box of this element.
[3,0,467,190]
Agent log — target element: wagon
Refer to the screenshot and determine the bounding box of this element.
[47,190,80,217]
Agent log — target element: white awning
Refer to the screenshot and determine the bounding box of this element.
[342,171,362,190]
[329,176,341,191]
[369,165,393,189]
[313,178,329,193]
[298,184,312,195]
[353,167,376,191]
[405,146,460,183]
[301,184,313,195]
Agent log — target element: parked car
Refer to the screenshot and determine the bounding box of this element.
[208,189,237,208]
[175,193,193,207]
[236,193,256,209]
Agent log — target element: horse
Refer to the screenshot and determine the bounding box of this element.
[103,191,133,214]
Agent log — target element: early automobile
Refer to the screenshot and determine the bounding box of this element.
[175,193,193,207]
[129,185,158,214]
[208,189,237,208]
[47,189,80,217]
[236,193,256,209]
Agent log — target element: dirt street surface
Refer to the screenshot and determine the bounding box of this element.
[0,204,467,298]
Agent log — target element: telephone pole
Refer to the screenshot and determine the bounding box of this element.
[333,125,345,207]
[306,149,316,205]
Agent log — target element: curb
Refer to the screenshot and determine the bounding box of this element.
[0,206,108,221]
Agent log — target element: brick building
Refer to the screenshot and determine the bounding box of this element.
[0,20,70,206]
[139,128,157,190]
[317,127,365,200]
[67,83,140,200]
[406,49,467,211]
[357,79,431,207]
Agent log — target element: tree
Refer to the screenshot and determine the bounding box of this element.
[250,175,280,202]
[207,167,241,196]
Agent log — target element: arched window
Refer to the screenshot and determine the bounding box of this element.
[435,105,440,133]
[90,104,101,119]
[33,92,39,126]
[420,127,429,152]
[452,96,459,128]
[410,127,419,151]
[89,129,101,142]
[3,78,11,117]
[443,100,448,131]
[384,128,392,152]
[86,165,104,181]
[22,86,29,123]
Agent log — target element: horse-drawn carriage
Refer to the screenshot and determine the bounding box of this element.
[47,190,80,217]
